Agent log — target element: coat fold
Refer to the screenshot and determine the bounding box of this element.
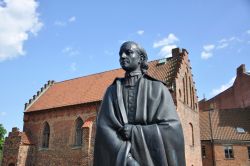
[94,75,185,166]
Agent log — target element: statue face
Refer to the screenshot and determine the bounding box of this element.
[119,43,141,72]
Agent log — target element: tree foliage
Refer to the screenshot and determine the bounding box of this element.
[0,124,7,151]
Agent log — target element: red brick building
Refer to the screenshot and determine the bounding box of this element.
[199,64,250,166]
[2,48,202,166]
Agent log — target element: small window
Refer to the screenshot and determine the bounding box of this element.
[224,145,234,159]
[75,117,84,146]
[42,122,50,148]
[157,58,166,65]
[202,145,206,158]
[236,127,245,134]
[248,146,250,159]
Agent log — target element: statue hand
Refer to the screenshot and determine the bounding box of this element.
[127,153,140,166]
[118,124,133,140]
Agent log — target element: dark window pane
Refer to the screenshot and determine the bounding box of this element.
[42,122,50,148]
[202,145,206,158]
[75,118,83,146]
[224,146,234,159]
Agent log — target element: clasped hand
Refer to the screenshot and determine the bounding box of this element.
[118,124,133,140]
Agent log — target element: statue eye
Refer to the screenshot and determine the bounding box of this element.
[127,50,133,54]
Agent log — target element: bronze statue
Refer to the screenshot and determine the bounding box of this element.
[94,41,186,166]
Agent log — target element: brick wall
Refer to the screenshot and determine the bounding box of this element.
[1,128,34,166]
[200,64,250,111]
[23,102,97,165]
[174,49,202,166]
[214,143,250,166]
[201,141,214,166]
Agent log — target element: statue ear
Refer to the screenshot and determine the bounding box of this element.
[140,55,144,61]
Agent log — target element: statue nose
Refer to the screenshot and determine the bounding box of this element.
[121,53,127,58]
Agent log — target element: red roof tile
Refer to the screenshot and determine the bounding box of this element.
[26,56,183,112]
[200,108,250,141]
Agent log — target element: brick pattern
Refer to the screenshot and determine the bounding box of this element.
[214,144,250,166]
[199,65,250,111]
[1,128,34,166]
[174,50,202,166]
[201,141,214,166]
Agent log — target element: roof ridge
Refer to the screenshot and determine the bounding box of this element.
[54,59,160,84]
[24,80,55,111]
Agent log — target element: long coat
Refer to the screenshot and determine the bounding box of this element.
[93,75,186,166]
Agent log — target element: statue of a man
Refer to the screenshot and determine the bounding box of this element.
[94,41,185,166]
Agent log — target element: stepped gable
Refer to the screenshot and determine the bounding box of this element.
[200,108,250,141]
[26,55,184,113]
[19,132,33,145]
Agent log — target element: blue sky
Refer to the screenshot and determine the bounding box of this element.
[0,0,250,133]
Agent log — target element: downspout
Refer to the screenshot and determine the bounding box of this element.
[208,109,216,166]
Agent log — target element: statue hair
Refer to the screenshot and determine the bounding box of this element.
[120,41,149,74]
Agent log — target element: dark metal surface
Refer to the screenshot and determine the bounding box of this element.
[94,41,186,166]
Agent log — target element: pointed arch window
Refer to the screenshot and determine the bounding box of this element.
[42,122,50,148]
[75,117,84,146]
[189,123,194,146]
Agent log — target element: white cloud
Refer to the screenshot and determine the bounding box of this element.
[247,30,250,35]
[211,76,236,96]
[153,33,179,48]
[70,62,77,72]
[0,111,6,116]
[201,44,215,59]
[0,0,43,62]
[62,46,79,56]
[68,16,76,22]
[54,21,66,26]
[159,45,177,58]
[54,16,76,26]
[203,44,215,52]
[218,38,227,43]
[201,51,213,59]
[217,43,228,49]
[137,30,144,35]
[153,33,179,57]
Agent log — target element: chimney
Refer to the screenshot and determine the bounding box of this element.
[237,64,246,76]
[12,127,19,132]
[172,48,181,57]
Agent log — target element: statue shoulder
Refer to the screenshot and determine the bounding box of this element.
[111,77,124,85]
[143,74,166,86]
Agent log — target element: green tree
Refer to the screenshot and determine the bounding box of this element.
[0,124,7,151]
[0,124,7,164]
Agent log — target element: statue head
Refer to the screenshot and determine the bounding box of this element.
[119,41,148,73]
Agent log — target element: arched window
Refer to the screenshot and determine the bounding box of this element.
[179,89,182,98]
[185,73,188,105]
[189,123,194,146]
[183,78,186,103]
[192,87,195,109]
[189,77,192,108]
[42,122,50,148]
[75,117,83,146]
